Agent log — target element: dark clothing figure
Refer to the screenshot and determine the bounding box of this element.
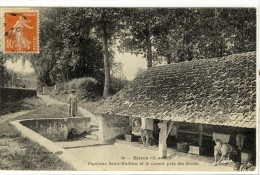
[236,133,245,151]
[67,128,88,141]
[68,89,78,117]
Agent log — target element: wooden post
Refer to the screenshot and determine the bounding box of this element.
[158,120,168,158]
[198,124,203,147]
[167,121,174,136]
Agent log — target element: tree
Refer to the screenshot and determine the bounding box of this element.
[118,8,172,68]
[100,10,111,97]
[30,8,128,98]
[87,8,123,97]
[30,8,104,85]
[27,7,256,94]
[0,52,10,87]
[119,8,256,66]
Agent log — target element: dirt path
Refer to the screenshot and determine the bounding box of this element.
[37,95,99,125]
[65,141,234,171]
[37,94,65,105]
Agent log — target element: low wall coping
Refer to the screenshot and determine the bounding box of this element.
[10,120,88,170]
[0,87,36,90]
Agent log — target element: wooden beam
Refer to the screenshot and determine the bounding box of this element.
[129,116,132,127]
[178,130,199,135]
[202,132,213,137]
[176,124,178,139]
[198,124,203,147]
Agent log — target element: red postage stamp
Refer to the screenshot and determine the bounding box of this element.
[3,9,39,54]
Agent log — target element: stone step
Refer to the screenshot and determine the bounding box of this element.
[90,125,99,130]
[84,133,98,140]
[90,128,99,132]
[91,130,99,135]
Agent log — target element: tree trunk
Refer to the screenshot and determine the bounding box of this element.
[213,8,222,57]
[102,24,111,98]
[145,26,153,68]
[220,37,224,57]
[240,22,245,52]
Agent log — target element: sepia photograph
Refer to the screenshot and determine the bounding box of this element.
[0,2,258,173]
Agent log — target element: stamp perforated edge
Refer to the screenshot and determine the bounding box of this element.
[1,8,40,54]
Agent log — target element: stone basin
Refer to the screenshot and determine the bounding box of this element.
[19,117,91,141]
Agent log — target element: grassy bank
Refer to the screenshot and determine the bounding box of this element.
[0,137,73,170]
[0,102,75,170]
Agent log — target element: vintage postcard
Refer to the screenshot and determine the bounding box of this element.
[0,1,258,174]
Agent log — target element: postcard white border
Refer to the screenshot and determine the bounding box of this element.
[0,0,258,8]
[0,0,258,175]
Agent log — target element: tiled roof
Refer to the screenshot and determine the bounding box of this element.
[95,52,256,128]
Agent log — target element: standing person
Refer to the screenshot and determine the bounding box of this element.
[214,139,233,166]
[68,89,78,117]
[140,118,154,146]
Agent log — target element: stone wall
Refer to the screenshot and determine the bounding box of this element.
[99,114,130,143]
[0,87,37,105]
[20,117,91,141]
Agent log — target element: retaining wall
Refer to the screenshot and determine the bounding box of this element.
[0,87,37,105]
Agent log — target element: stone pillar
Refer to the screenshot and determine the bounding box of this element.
[98,114,130,144]
[98,115,105,143]
[158,120,168,158]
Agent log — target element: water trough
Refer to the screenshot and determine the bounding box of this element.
[10,117,98,170]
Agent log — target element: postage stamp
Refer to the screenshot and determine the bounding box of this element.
[2,8,39,54]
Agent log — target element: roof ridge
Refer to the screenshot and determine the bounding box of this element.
[147,51,256,71]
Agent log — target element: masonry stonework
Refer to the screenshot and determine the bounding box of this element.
[99,114,130,143]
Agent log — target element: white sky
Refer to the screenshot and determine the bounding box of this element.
[5,58,35,73]
[115,52,147,80]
